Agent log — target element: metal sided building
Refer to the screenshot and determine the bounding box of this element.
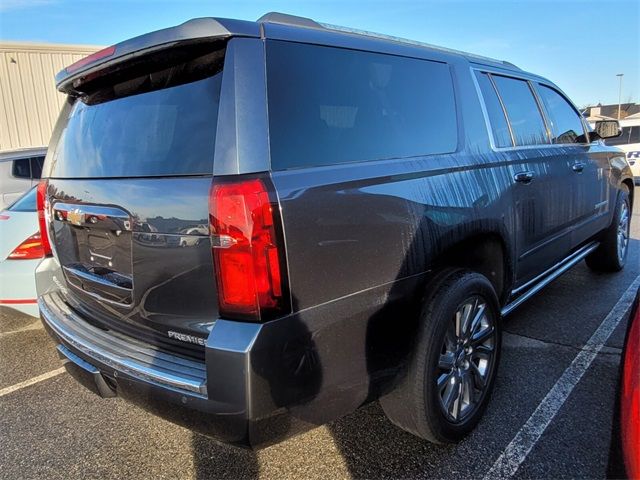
[0,42,101,151]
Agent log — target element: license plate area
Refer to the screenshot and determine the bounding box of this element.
[52,202,133,306]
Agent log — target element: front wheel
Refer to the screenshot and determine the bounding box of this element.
[380,268,501,444]
[586,185,631,272]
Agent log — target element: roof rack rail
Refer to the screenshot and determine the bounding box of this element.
[257,12,519,70]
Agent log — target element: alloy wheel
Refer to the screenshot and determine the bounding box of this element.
[617,201,630,263]
[436,296,496,423]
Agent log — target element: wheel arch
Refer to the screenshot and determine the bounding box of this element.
[428,230,513,305]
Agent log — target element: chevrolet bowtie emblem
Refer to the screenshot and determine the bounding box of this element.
[67,209,85,226]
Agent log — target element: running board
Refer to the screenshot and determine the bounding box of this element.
[501,242,600,317]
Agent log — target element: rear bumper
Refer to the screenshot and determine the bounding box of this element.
[39,291,309,448]
[0,258,40,317]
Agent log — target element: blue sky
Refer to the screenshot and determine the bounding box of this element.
[1,0,638,107]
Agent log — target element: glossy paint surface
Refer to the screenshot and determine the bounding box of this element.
[37,21,636,448]
[46,177,216,359]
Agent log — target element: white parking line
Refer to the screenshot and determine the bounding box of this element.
[484,274,640,479]
[0,367,66,398]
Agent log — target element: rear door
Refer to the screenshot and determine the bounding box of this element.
[43,43,226,359]
[477,72,577,285]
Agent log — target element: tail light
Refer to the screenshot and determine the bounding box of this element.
[36,180,53,257]
[209,176,289,321]
[7,232,45,260]
[66,45,116,74]
[621,296,640,478]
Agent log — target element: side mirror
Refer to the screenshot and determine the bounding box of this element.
[591,120,622,141]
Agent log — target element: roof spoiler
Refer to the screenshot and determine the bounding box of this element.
[55,17,259,94]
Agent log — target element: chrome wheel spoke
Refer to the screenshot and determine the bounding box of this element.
[471,325,494,347]
[438,370,455,391]
[473,344,494,358]
[470,362,486,389]
[462,370,475,404]
[439,352,456,370]
[442,376,460,416]
[466,303,486,340]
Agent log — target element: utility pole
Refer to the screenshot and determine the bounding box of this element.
[616,73,624,119]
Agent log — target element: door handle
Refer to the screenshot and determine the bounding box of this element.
[514,171,535,184]
[572,162,586,173]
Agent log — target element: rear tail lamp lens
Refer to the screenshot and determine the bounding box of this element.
[7,232,45,260]
[621,298,640,478]
[209,177,288,321]
[36,180,52,257]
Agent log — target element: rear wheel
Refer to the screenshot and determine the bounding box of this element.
[380,268,501,443]
[586,185,631,272]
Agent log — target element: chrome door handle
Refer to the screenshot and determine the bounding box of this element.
[514,171,535,184]
[572,162,586,173]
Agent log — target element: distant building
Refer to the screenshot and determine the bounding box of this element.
[0,42,102,151]
[583,103,640,122]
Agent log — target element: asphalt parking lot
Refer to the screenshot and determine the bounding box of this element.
[1,208,638,480]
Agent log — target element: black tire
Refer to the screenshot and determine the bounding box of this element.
[586,185,631,272]
[379,268,502,444]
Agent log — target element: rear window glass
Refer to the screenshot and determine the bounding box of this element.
[266,41,457,170]
[12,158,30,178]
[8,186,36,212]
[492,75,549,146]
[48,69,222,178]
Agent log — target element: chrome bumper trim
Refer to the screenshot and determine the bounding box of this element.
[39,293,207,397]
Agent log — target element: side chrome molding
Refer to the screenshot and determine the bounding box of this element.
[502,242,600,317]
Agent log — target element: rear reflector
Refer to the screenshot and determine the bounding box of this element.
[7,232,45,260]
[209,177,288,321]
[66,45,116,74]
[36,180,53,257]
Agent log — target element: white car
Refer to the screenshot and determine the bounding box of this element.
[604,117,640,185]
[0,147,47,211]
[0,187,44,317]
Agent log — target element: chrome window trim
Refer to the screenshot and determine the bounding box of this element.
[533,82,590,146]
[471,66,589,152]
[487,72,516,147]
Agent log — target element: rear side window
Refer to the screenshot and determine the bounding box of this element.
[492,75,549,146]
[475,72,512,148]
[12,158,30,178]
[266,41,457,169]
[536,85,586,144]
[30,156,44,179]
[47,48,224,178]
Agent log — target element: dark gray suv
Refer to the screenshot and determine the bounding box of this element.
[36,12,634,448]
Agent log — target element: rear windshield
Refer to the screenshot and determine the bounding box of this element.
[47,52,224,178]
[8,187,36,212]
[266,41,457,170]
